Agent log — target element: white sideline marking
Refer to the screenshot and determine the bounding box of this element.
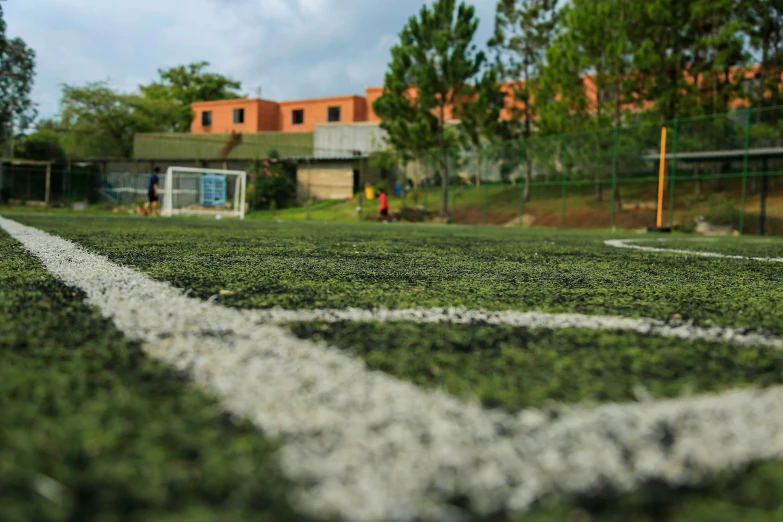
[605,238,783,262]
[250,307,783,351]
[6,214,783,522]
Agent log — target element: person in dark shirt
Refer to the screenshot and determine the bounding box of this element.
[144,167,161,215]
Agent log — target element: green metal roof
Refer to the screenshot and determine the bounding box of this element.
[134,132,314,160]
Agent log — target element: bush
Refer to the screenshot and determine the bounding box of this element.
[252,161,295,210]
[680,193,740,233]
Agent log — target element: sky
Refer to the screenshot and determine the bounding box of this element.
[5,0,498,121]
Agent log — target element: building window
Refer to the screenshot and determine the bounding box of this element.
[201,111,212,127]
[328,106,341,122]
[233,108,245,124]
[292,109,304,125]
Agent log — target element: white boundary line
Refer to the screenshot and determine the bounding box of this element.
[249,307,783,351]
[605,238,783,262]
[5,214,783,521]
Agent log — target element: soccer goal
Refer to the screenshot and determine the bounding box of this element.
[161,166,247,220]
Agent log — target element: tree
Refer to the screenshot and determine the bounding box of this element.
[140,61,242,132]
[15,121,66,162]
[59,82,178,158]
[624,0,707,121]
[541,0,635,201]
[373,0,485,219]
[744,0,783,107]
[455,67,510,187]
[0,5,37,155]
[488,0,558,199]
[690,0,747,114]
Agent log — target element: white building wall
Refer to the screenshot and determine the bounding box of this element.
[314,122,389,158]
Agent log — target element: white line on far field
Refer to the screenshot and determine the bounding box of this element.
[249,307,783,351]
[6,214,783,522]
[605,238,783,262]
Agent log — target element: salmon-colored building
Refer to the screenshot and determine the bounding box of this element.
[191,66,779,134]
[192,93,373,134]
[190,86,459,134]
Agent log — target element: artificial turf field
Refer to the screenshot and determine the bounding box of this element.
[3,213,783,522]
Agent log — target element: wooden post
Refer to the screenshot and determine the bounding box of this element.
[45,163,52,205]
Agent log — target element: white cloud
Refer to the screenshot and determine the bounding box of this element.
[4,0,497,121]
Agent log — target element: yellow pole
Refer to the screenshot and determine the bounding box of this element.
[657,127,667,229]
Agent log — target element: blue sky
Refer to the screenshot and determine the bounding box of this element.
[6,0,497,121]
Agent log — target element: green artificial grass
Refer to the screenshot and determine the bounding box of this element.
[0,230,308,522]
[6,214,783,522]
[519,463,783,522]
[13,216,783,335]
[645,236,783,258]
[287,322,783,411]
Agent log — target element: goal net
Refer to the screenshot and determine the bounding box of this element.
[162,167,247,219]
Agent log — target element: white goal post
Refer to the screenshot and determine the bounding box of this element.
[162,166,247,220]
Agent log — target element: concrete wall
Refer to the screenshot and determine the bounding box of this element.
[297,163,355,200]
[314,122,389,158]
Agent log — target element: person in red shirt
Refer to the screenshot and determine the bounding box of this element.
[379,188,389,222]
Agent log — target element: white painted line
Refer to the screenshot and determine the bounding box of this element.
[249,307,783,351]
[605,238,783,262]
[6,214,783,521]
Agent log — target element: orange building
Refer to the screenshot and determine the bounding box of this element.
[191,67,778,134]
[192,94,371,134]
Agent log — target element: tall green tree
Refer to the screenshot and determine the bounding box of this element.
[624,0,703,121]
[15,120,66,162]
[744,0,783,107]
[690,0,747,114]
[140,61,242,132]
[488,0,558,200]
[373,0,485,219]
[59,82,178,158]
[0,4,37,155]
[456,67,510,187]
[541,0,635,201]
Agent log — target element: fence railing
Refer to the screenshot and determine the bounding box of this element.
[363,105,783,235]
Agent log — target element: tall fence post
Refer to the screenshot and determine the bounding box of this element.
[561,135,569,230]
[610,127,619,231]
[668,119,679,228]
[44,163,52,206]
[451,149,458,222]
[482,149,489,225]
[305,159,312,220]
[739,108,752,235]
[519,141,527,227]
[760,158,769,236]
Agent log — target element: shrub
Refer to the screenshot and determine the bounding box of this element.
[680,193,740,233]
[253,160,295,210]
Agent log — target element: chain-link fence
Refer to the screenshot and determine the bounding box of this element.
[366,106,782,235]
[2,106,781,235]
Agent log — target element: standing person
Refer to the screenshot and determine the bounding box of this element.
[144,167,161,216]
[379,188,389,222]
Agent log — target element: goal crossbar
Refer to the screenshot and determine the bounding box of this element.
[162,166,247,220]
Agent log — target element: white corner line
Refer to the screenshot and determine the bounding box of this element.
[605,238,783,263]
[248,307,783,351]
[5,214,783,522]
